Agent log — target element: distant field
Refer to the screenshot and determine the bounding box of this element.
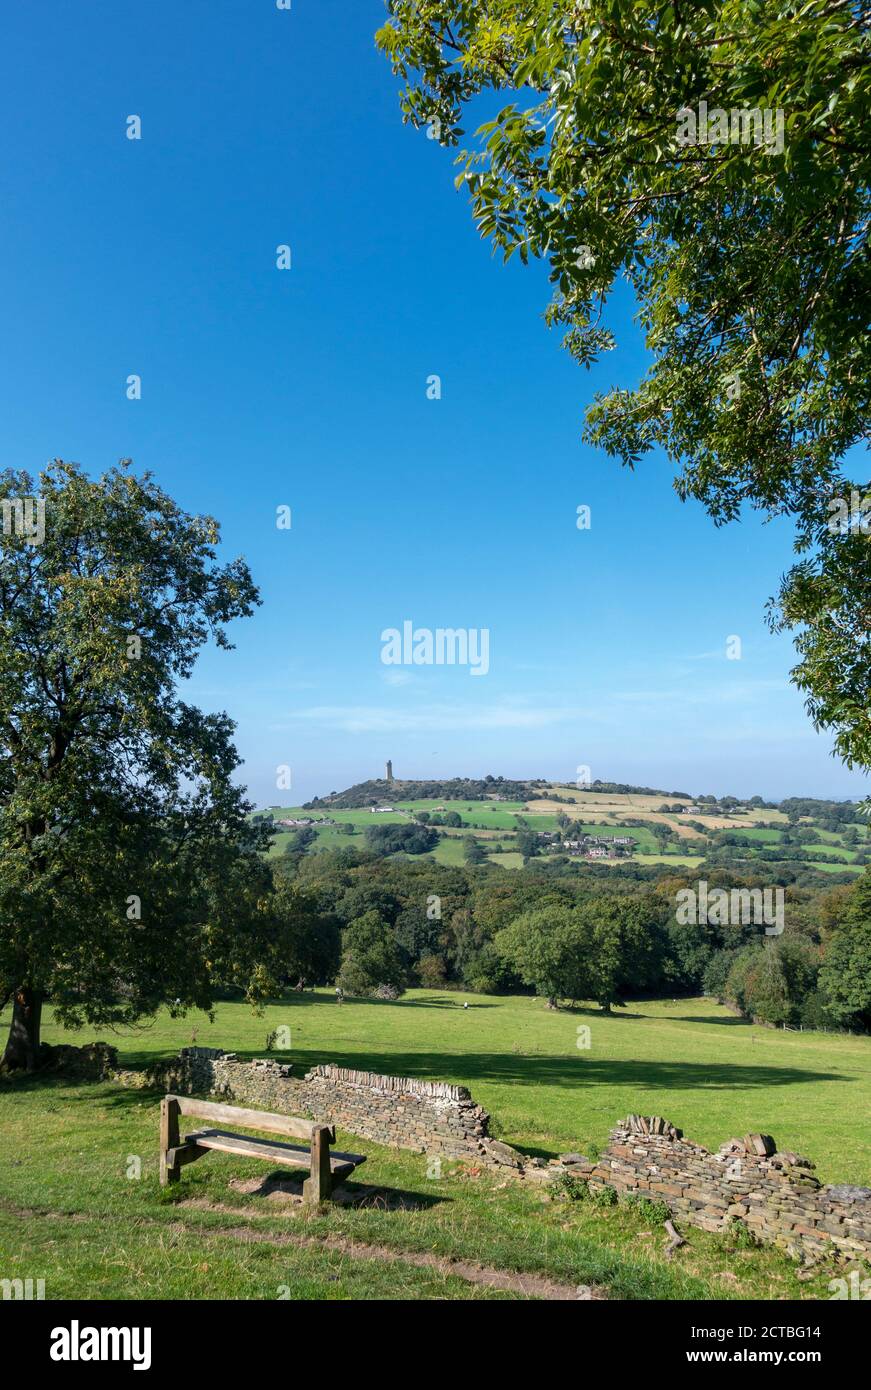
[569,822,659,853]
[729,827,783,842]
[261,795,865,875]
[487,850,524,869]
[805,858,862,874]
[430,836,469,866]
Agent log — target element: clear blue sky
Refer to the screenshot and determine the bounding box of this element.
[1,0,865,806]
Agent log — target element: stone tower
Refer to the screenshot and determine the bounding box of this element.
[386,760,393,783]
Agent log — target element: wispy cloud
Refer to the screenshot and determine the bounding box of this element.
[278,702,600,734]
[613,678,789,706]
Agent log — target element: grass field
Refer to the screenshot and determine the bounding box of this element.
[487,850,524,869]
[3,990,867,1301]
[38,991,865,1183]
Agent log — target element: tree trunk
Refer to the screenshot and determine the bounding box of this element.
[1,987,43,1072]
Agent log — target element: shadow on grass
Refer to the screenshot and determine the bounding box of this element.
[669,1014,758,1027]
[4,1047,849,1097]
[233,1171,451,1213]
[211,1049,851,1094]
[270,993,499,1011]
[0,1071,164,1110]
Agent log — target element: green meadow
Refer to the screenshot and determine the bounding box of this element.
[2,991,867,1300]
[38,991,871,1182]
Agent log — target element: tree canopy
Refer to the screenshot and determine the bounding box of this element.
[0,461,274,1068]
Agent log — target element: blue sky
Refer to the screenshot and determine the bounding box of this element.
[1,0,865,806]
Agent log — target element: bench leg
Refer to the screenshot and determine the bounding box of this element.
[303,1124,333,1205]
[159,1096,181,1186]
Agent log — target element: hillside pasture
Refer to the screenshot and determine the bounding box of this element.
[1,991,866,1301]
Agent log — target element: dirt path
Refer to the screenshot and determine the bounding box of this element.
[3,1194,605,1300]
[177,1202,603,1300]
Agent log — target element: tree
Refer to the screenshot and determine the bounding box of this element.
[417,952,448,988]
[745,947,792,1026]
[270,882,341,987]
[703,947,742,1002]
[0,460,271,1070]
[336,911,407,997]
[653,824,674,856]
[819,872,871,1028]
[495,906,593,1007]
[364,822,438,855]
[574,895,664,1011]
[464,836,487,865]
[377,2,871,768]
[516,828,538,858]
[724,944,766,1016]
[283,825,317,857]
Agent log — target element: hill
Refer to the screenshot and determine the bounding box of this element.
[305,775,548,809]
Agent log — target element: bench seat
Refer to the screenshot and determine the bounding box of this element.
[159,1093,367,1203]
[179,1128,366,1183]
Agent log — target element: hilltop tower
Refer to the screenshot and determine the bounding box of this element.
[386,760,394,784]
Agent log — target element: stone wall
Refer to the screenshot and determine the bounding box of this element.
[35,1041,118,1079]
[100,1048,871,1264]
[115,1047,520,1165]
[553,1115,871,1266]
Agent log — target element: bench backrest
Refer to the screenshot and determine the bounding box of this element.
[167,1094,335,1144]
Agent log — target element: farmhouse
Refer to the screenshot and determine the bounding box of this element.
[561,833,635,859]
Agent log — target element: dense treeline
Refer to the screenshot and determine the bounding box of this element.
[364,823,438,855]
[269,847,871,1032]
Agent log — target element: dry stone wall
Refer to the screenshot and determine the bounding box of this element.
[115,1047,512,1163]
[54,1043,871,1266]
[553,1115,871,1266]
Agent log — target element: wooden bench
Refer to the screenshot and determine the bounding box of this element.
[159,1095,365,1204]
